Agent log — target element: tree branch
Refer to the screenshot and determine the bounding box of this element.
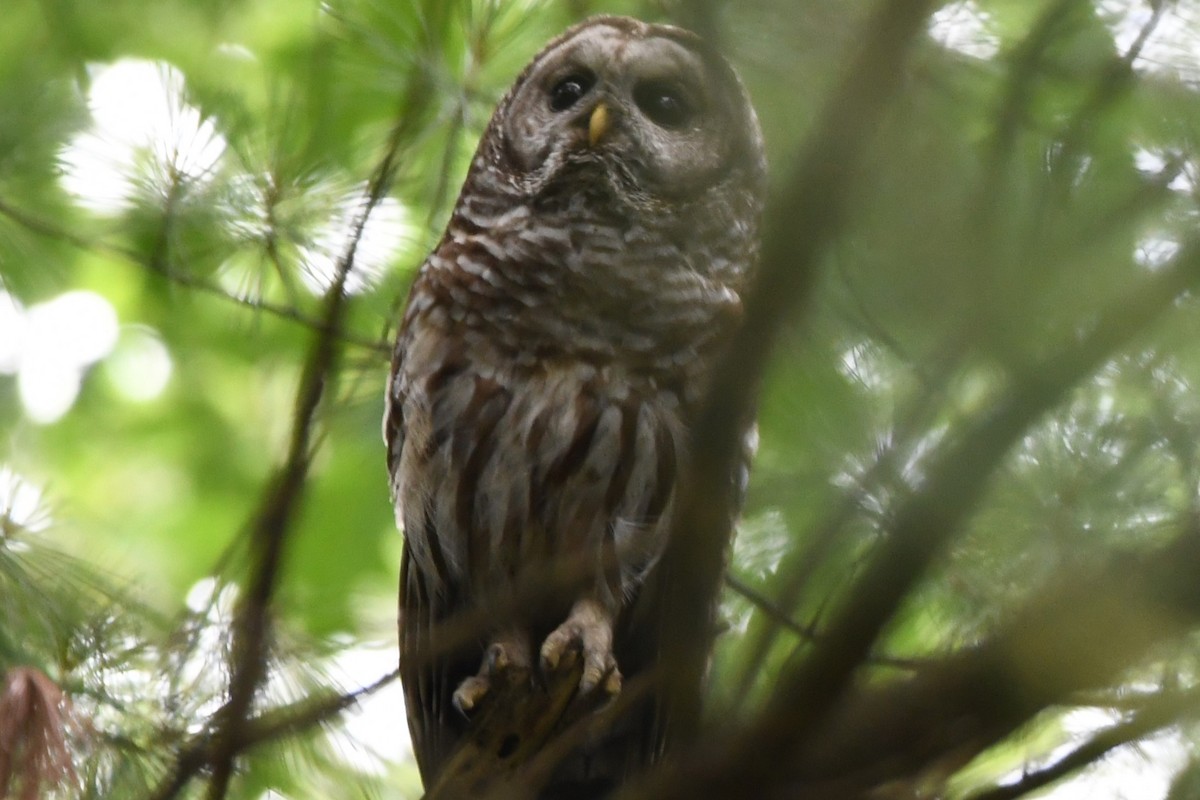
[770,524,1200,798]
[200,114,406,800]
[239,668,400,750]
[966,685,1200,800]
[724,572,926,672]
[421,660,653,800]
[632,0,942,795]
[144,100,410,800]
[143,668,398,800]
[704,233,1200,798]
[0,197,389,355]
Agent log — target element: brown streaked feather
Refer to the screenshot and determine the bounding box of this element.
[386,13,766,796]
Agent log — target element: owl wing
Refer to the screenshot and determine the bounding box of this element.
[399,541,472,785]
[601,414,758,785]
[388,331,473,785]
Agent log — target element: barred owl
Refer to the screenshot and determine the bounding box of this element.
[385,15,765,796]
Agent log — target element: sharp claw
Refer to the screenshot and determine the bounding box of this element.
[454,635,531,716]
[603,667,622,696]
[581,656,605,693]
[539,627,577,672]
[581,653,621,695]
[539,599,622,698]
[487,642,511,672]
[453,676,489,715]
[540,638,562,672]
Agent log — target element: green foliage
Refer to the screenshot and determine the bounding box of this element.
[2,0,1200,797]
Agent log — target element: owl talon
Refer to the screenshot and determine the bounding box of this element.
[452,676,490,715]
[453,633,530,715]
[486,641,513,672]
[540,598,622,697]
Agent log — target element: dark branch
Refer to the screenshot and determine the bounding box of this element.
[422,661,653,800]
[724,572,926,672]
[704,232,1200,798]
[769,524,1200,797]
[143,668,398,800]
[636,1,943,795]
[200,116,407,800]
[966,685,1200,800]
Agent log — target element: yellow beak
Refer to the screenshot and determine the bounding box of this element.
[588,103,610,147]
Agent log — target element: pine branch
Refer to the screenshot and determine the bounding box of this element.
[965,685,1200,800]
[142,668,399,800]
[0,197,389,355]
[145,94,412,800]
[671,233,1200,799]
[724,572,926,672]
[200,112,406,800]
[770,524,1200,798]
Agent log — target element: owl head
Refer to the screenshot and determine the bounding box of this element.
[478,16,765,211]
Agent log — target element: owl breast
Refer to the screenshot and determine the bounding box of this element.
[395,307,684,608]
[390,178,747,606]
[418,155,747,370]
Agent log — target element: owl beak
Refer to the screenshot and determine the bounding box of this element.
[588,103,611,147]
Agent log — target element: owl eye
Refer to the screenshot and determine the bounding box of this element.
[634,81,693,129]
[549,73,595,112]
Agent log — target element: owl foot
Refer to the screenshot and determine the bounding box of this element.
[540,598,622,696]
[453,631,531,715]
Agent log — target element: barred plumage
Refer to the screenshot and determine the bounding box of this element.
[385,15,765,796]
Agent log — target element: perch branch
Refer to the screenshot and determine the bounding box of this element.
[423,661,655,800]
[406,552,647,797]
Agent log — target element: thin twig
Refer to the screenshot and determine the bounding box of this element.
[724,573,925,672]
[0,197,389,355]
[765,524,1200,798]
[200,112,408,800]
[239,668,401,749]
[984,0,1078,183]
[1036,1,1169,218]
[965,684,1200,800]
[143,668,399,800]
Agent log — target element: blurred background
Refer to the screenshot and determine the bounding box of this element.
[2,0,1200,797]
